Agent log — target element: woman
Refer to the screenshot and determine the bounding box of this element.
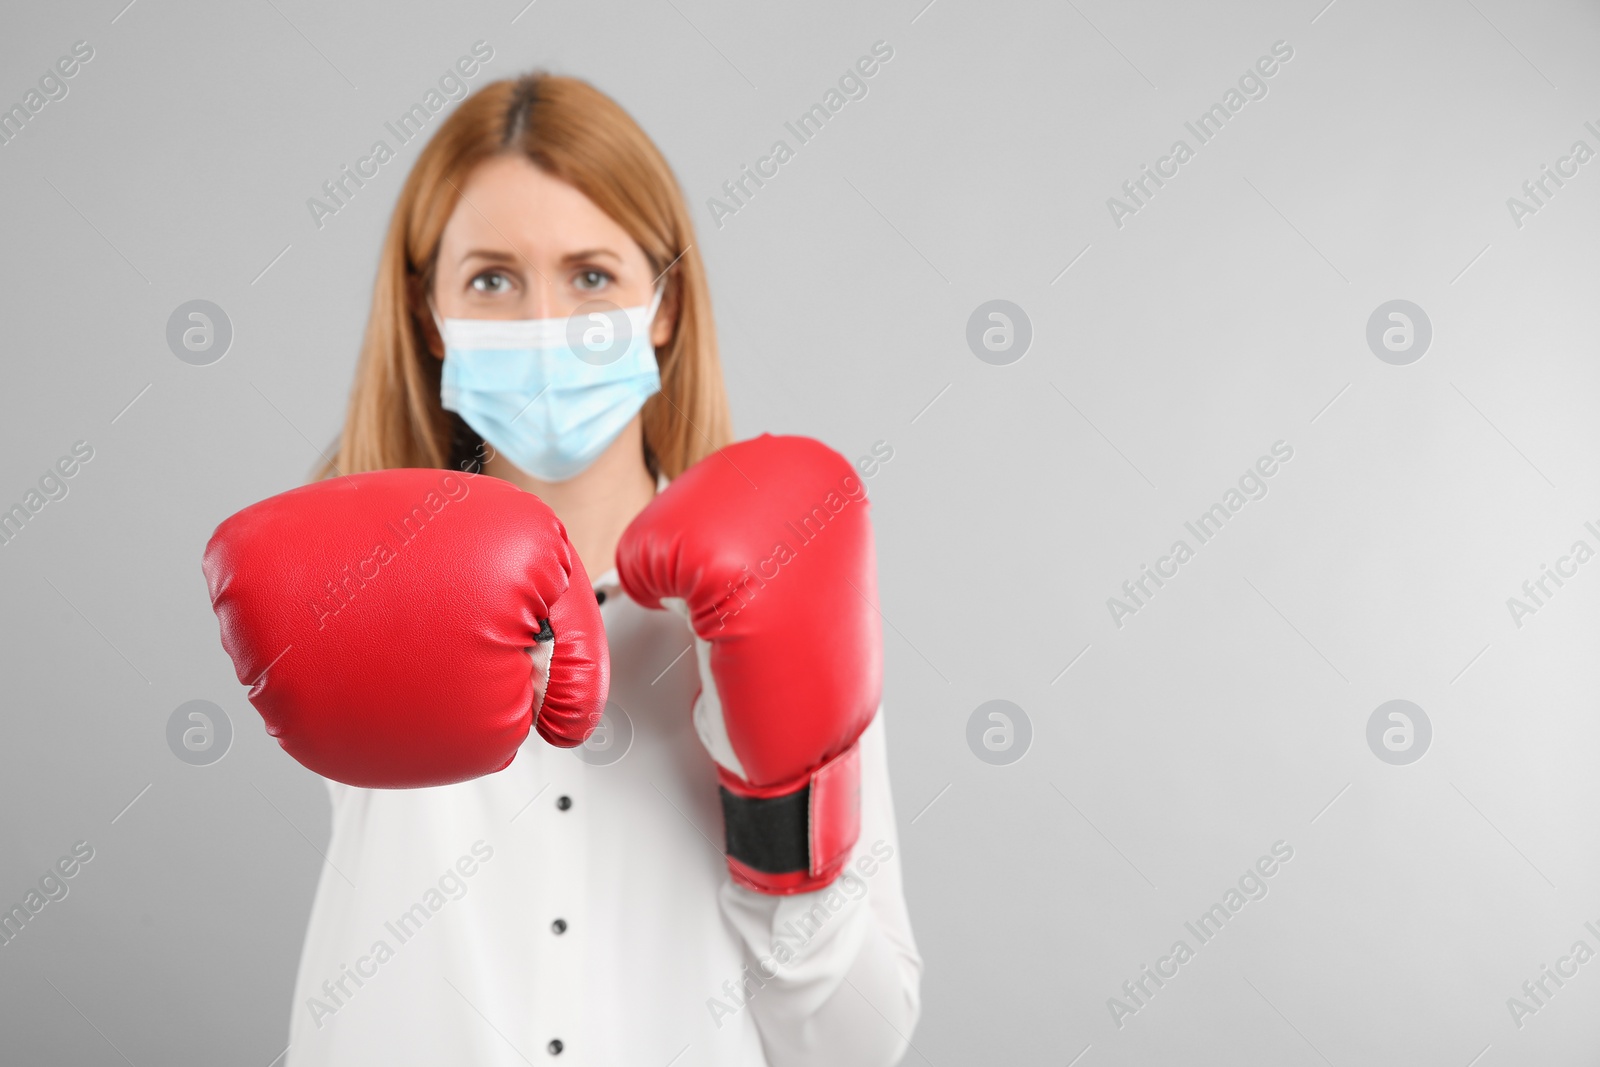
[285,74,921,1065]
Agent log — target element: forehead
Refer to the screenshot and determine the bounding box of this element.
[439,154,640,261]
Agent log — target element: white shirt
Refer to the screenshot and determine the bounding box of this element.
[284,565,922,1067]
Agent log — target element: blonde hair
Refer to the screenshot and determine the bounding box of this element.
[318,73,730,481]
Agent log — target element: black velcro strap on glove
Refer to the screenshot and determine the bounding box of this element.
[720,785,809,874]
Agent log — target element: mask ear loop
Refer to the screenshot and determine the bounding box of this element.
[427,299,446,344]
[644,282,666,329]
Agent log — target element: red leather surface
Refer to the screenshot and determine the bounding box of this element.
[807,741,862,881]
[618,435,881,891]
[202,469,607,788]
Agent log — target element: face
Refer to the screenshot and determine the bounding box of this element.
[427,153,676,352]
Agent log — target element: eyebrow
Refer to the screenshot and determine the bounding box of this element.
[561,247,623,264]
[457,246,625,267]
[458,248,521,266]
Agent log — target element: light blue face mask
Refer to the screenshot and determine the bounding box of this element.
[436,288,664,482]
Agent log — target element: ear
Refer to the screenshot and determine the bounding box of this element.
[650,278,680,349]
[408,271,445,360]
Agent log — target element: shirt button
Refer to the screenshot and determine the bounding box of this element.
[551,918,567,935]
[556,795,572,811]
[548,1038,564,1055]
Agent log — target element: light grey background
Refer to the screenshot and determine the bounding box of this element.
[2,0,1598,1063]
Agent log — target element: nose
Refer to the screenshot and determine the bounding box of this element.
[526,278,558,320]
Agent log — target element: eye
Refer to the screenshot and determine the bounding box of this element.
[573,268,612,292]
[469,270,514,294]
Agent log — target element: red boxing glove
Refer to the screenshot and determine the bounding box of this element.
[203,469,607,788]
[618,435,882,894]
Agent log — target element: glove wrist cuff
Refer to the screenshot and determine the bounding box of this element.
[718,741,862,895]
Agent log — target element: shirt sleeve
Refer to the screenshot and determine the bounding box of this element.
[716,710,924,1067]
